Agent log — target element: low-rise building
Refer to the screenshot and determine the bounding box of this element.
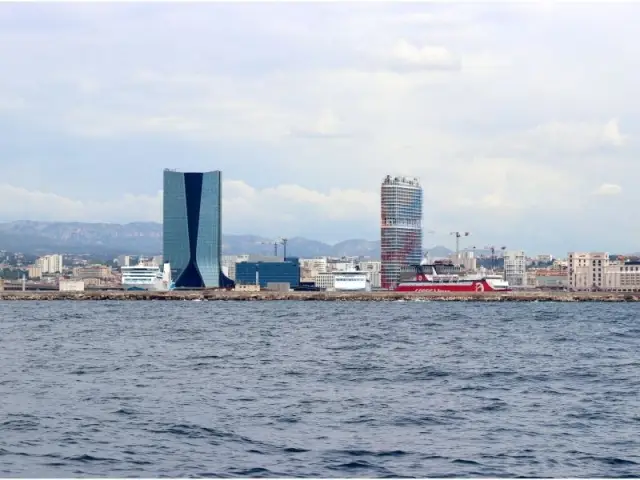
[535,269,569,289]
[568,252,608,290]
[235,284,260,292]
[536,254,554,264]
[73,265,111,280]
[605,261,640,292]
[59,279,85,292]
[314,272,335,291]
[235,257,300,288]
[27,265,42,279]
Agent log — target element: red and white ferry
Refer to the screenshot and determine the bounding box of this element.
[395,259,511,293]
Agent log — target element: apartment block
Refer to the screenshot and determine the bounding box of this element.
[300,257,328,281]
[449,251,477,271]
[27,265,42,279]
[36,254,63,274]
[357,260,382,288]
[504,250,527,287]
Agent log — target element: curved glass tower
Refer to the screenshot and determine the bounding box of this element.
[163,169,234,289]
[380,175,423,289]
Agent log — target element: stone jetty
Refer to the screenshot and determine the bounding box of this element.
[1,290,639,302]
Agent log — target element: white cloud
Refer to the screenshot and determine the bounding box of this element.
[389,39,460,70]
[505,118,629,156]
[593,183,623,196]
[0,181,379,241]
[1,3,640,253]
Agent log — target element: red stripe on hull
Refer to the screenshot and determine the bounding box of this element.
[395,279,510,293]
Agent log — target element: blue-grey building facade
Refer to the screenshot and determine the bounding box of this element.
[163,169,234,289]
[235,258,301,288]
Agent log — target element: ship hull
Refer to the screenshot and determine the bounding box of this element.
[395,279,510,293]
[122,281,169,292]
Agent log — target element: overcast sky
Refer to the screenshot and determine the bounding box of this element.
[0,2,638,255]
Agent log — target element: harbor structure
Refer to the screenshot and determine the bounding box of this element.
[162,169,234,289]
[380,175,423,289]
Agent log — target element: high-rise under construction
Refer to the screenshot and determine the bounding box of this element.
[380,175,423,289]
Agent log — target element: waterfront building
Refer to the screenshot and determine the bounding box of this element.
[235,257,301,289]
[163,169,234,289]
[605,260,640,292]
[504,250,527,287]
[380,175,423,289]
[568,252,608,291]
[72,265,111,280]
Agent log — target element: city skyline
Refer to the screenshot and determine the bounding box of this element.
[0,3,638,255]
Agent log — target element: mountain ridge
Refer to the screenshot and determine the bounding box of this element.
[0,220,453,258]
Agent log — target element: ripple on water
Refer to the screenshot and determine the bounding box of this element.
[0,300,638,477]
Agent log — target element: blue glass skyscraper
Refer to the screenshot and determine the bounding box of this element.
[163,169,234,289]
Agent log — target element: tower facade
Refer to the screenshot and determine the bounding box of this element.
[380,175,423,289]
[163,169,234,289]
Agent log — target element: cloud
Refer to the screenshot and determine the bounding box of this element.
[0,181,379,242]
[511,118,629,155]
[388,39,460,70]
[1,2,640,254]
[593,183,623,196]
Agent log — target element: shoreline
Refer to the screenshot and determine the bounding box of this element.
[1,290,639,302]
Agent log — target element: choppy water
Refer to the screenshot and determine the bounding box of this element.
[0,300,639,477]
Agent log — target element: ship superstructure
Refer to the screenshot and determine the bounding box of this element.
[395,259,511,292]
[121,261,173,291]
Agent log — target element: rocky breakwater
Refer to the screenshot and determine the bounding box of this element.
[1,290,640,302]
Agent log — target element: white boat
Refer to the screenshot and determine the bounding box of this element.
[121,262,173,291]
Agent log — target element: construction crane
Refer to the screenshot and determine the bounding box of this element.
[259,238,289,258]
[484,245,507,271]
[260,240,280,257]
[280,238,288,259]
[450,231,470,257]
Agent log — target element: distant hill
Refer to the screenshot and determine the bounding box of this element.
[0,221,453,259]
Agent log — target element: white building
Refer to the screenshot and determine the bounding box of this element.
[59,279,85,292]
[568,252,609,291]
[334,272,370,291]
[357,260,382,289]
[448,251,477,272]
[605,261,640,292]
[300,257,328,281]
[328,259,357,272]
[314,272,335,290]
[36,254,63,274]
[536,254,554,264]
[504,250,527,287]
[221,255,239,280]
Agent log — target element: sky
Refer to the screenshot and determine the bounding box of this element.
[0,1,638,256]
